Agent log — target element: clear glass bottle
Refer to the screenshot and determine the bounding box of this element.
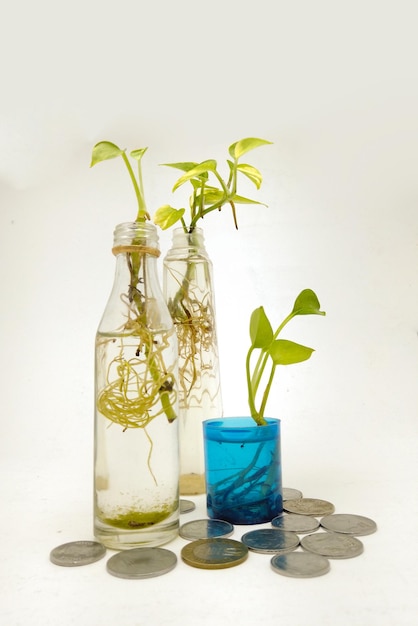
[163,227,223,495]
[94,221,179,549]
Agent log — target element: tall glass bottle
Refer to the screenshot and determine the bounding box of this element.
[94,221,179,549]
[163,227,223,495]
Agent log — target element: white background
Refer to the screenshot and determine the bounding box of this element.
[1,1,417,624]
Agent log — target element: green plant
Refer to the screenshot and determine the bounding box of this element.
[153,138,272,415]
[90,141,177,438]
[247,289,326,425]
[153,137,272,232]
[90,141,150,221]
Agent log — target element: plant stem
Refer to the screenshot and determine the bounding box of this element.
[121,152,148,220]
[248,310,296,424]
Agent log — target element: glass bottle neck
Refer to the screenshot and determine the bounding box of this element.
[168,227,208,257]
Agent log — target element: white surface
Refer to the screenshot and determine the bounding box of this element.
[1,1,417,624]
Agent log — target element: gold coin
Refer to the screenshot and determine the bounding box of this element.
[181,538,248,570]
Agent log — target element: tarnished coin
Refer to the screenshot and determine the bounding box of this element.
[272,513,320,534]
[284,498,335,517]
[241,528,299,554]
[180,499,196,514]
[283,488,303,501]
[50,540,106,567]
[179,519,234,540]
[271,551,330,578]
[181,538,248,569]
[301,532,364,559]
[320,514,377,536]
[106,547,177,579]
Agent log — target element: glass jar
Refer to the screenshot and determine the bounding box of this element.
[94,221,179,549]
[203,417,283,524]
[163,228,223,495]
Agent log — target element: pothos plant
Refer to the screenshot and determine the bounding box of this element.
[91,141,177,449]
[91,138,273,428]
[153,138,272,404]
[153,137,273,232]
[247,288,326,425]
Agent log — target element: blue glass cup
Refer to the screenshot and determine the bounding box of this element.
[203,417,283,524]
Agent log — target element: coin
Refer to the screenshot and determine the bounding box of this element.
[180,499,196,514]
[181,538,248,569]
[50,540,106,567]
[320,514,377,536]
[301,532,364,559]
[179,519,234,540]
[272,513,320,534]
[283,488,303,501]
[106,547,177,579]
[271,551,330,578]
[284,498,335,516]
[241,528,300,554]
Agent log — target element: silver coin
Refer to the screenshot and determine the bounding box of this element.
[106,547,177,579]
[179,518,234,540]
[272,513,320,534]
[271,551,330,578]
[241,528,300,554]
[284,498,335,516]
[301,532,364,559]
[283,488,303,501]
[180,499,196,514]
[50,540,106,567]
[320,513,377,536]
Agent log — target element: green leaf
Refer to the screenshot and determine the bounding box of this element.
[189,174,209,192]
[291,289,326,316]
[195,188,226,205]
[249,307,274,349]
[130,148,148,161]
[172,160,217,191]
[90,141,124,167]
[269,339,314,365]
[236,163,263,189]
[228,137,272,160]
[153,205,185,230]
[230,194,267,206]
[161,161,199,173]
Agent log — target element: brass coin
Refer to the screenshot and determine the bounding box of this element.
[284,498,335,517]
[181,538,248,569]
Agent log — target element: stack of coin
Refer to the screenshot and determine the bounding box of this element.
[49,488,377,578]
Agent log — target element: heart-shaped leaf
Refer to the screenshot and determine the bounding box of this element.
[172,160,217,191]
[236,163,263,189]
[130,148,148,161]
[249,306,273,349]
[291,289,326,316]
[269,339,314,365]
[228,137,272,160]
[90,141,124,167]
[154,205,185,230]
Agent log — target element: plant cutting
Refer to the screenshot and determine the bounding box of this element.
[154,138,272,494]
[91,141,179,549]
[203,288,326,524]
